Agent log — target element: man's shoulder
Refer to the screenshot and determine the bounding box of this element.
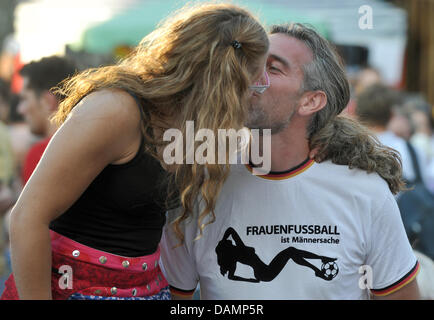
[311,160,391,195]
[313,159,384,177]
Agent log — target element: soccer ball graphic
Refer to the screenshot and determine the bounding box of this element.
[321,261,339,280]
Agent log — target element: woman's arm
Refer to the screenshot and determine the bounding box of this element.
[10,89,143,299]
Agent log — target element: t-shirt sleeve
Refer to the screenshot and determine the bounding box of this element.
[366,191,420,297]
[160,211,199,296]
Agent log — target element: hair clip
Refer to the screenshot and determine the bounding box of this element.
[231,40,242,49]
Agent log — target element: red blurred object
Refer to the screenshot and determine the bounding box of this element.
[10,52,23,94]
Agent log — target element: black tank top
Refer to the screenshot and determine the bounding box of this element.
[49,93,171,257]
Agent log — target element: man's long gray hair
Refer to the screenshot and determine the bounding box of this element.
[270,23,405,194]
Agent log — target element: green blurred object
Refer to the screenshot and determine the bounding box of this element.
[77,0,330,54]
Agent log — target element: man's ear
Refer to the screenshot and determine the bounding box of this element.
[40,91,59,113]
[298,90,327,116]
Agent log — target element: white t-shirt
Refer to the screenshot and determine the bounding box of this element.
[160,159,419,300]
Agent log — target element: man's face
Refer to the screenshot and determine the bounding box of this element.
[247,33,313,133]
[17,77,50,136]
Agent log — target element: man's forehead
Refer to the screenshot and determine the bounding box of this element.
[268,33,313,66]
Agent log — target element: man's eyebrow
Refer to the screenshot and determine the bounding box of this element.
[268,54,290,69]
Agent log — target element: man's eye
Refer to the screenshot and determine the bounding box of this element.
[268,65,280,72]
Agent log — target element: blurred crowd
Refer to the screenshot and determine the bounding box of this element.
[0,55,433,298]
[349,67,434,298]
[0,54,77,293]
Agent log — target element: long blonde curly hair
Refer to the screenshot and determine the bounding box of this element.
[51,2,269,244]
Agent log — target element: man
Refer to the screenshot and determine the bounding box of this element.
[160,24,420,299]
[17,56,76,184]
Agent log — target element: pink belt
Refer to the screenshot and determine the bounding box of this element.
[1,231,169,300]
[49,230,168,299]
[50,230,161,272]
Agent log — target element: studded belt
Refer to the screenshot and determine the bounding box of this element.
[49,230,169,299]
[50,230,161,272]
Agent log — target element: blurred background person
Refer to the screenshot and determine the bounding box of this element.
[404,94,434,192]
[17,56,77,185]
[0,56,76,293]
[0,79,11,124]
[0,78,15,293]
[355,83,429,187]
[5,94,34,185]
[352,66,384,96]
[345,65,384,118]
[387,103,413,141]
[385,93,434,193]
[0,79,15,188]
[356,83,434,261]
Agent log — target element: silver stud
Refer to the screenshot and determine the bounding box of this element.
[99,256,107,264]
[122,260,130,268]
[146,284,151,291]
[154,260,158,268]
[142,262,148,271]
[111,287,117,295]
[155,279,159,286]
[132,288,137,296]
[72,250,80,257]
[158,274,162,281]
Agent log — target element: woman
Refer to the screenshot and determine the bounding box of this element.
[1,2,269,299]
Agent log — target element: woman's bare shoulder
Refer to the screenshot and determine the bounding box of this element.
[69,88,142,128]
[58,88,144,164]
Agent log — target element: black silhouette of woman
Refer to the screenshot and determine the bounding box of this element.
[215,227,338,282]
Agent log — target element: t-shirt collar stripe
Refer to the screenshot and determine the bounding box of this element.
[246,157,315,180]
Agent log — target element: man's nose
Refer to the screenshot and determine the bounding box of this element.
[258,71,270,86]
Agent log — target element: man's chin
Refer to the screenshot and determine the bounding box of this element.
[245,123,273,135]
[245,116,272,131]
[245,121,289,135]
[244,120,263,131]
